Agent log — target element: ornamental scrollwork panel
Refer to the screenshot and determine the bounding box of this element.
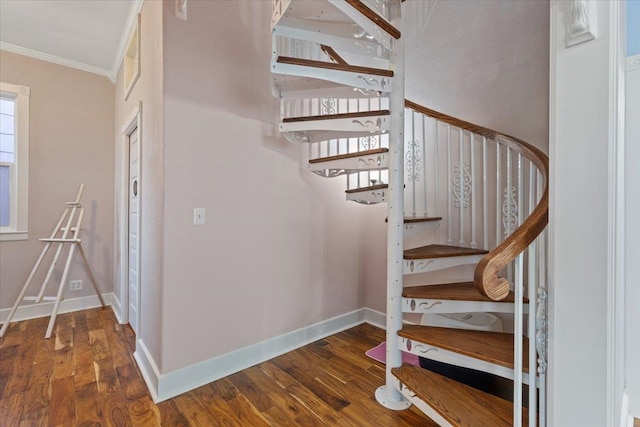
[320,98,336,115]
[502,186,518,235]
[453,162,472,208]
[536,287,548,375]
[405,139,423,182]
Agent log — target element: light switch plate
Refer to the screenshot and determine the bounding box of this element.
[193,207,205,225]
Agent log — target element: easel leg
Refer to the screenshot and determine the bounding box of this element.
[45,244,77,339]
[77,243,105,308]
[0,243,52,337]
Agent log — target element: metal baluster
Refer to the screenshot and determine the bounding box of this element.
[483,136,488,250]
[447,124,452,244]
[422,114,428,216]
[514,250,524,427]
[506,147,513,282]
[470,133,477,248]
[496,143,501,247]
[435,120,440,217]
[411,110,416,216]
[528,161,538,427]
[458,130,465,246]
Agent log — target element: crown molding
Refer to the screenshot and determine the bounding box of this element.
[111,0,145,83]
[0,41,112,78]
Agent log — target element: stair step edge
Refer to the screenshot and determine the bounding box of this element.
[403,244,488,260]
[393,364,529,427]
[276,56,394,77]
[309,148,388,164]
[402,282,521,303]
[282,109,390,123]
[398,324,529,372]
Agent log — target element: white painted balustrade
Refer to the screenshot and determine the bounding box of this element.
[272,22,547,426]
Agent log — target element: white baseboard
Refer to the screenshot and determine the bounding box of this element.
[134,338,161,403]
[364,307,386,329]
[141,307,370,403]
[0,293,113,324]
[111,295,125,324]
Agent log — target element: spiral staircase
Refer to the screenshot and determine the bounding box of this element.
[271,1,549,426]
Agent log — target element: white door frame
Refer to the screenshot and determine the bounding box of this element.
[549,2,626,426]
[116,101,142,334]
[607,2,626,426]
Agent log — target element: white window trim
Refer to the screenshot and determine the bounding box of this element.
[0,82,30,241]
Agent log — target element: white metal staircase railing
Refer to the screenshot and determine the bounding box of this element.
[271,1,549,426]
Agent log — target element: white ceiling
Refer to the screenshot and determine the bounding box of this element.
[0,0,141,80]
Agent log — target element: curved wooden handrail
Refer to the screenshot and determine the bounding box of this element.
[405,99,549,301]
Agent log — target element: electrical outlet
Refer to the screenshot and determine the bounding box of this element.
[69,280,83,291]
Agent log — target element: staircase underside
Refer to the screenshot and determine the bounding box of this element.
[393,364,529,427]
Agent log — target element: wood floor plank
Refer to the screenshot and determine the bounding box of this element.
[88,329,111,361]
[0,391,25,426]
[99,391,133,427]
[19,359,53,424]
[94,357,120,395]
[128,396,161,427]
[156,399,190,426]
[244,365,323,426]
[116,363,148,401]
[224,393,272,427]
[49,377,76,427]
[207,377,239,402]
[1,309,440,426]
[228,370,274,413]
[260,361,346,424]
[3,342,36,397]
[51,347,75,380]
[0,344,19,399]
[192,383,245,426]
[73,381,102,426]
[173,391,219,427]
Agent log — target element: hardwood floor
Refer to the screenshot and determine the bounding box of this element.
[0,308,435,426]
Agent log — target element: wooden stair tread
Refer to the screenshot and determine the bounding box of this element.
[386,216,442,223]
[403,244,488,260]
[282,109,390,123]
[399,325,529,372]
[277,56,394,77]
[346,0,401,39]
[309,148,388,164]
[403,282,520,303]
[345,184,388,194]
[392,364,528,427]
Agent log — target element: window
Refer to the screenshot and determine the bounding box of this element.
[0,82,30,241]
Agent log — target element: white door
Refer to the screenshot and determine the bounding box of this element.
[128,127,140,333]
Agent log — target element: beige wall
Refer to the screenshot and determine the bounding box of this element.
[404,0,550,152]
[0,51,114,312]
[113,0,164,367]
[159,0,366,373]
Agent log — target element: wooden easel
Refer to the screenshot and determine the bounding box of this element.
[0,184,105,339]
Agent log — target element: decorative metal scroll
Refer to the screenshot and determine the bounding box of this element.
[453,162,472,208]
[406,139,423,182]
[502,186,518,235]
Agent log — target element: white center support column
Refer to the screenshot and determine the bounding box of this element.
[375,0,411,410]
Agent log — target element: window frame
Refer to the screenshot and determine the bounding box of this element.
[0,82,30,241]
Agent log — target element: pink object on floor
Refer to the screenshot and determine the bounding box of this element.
[365,342,420,367]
